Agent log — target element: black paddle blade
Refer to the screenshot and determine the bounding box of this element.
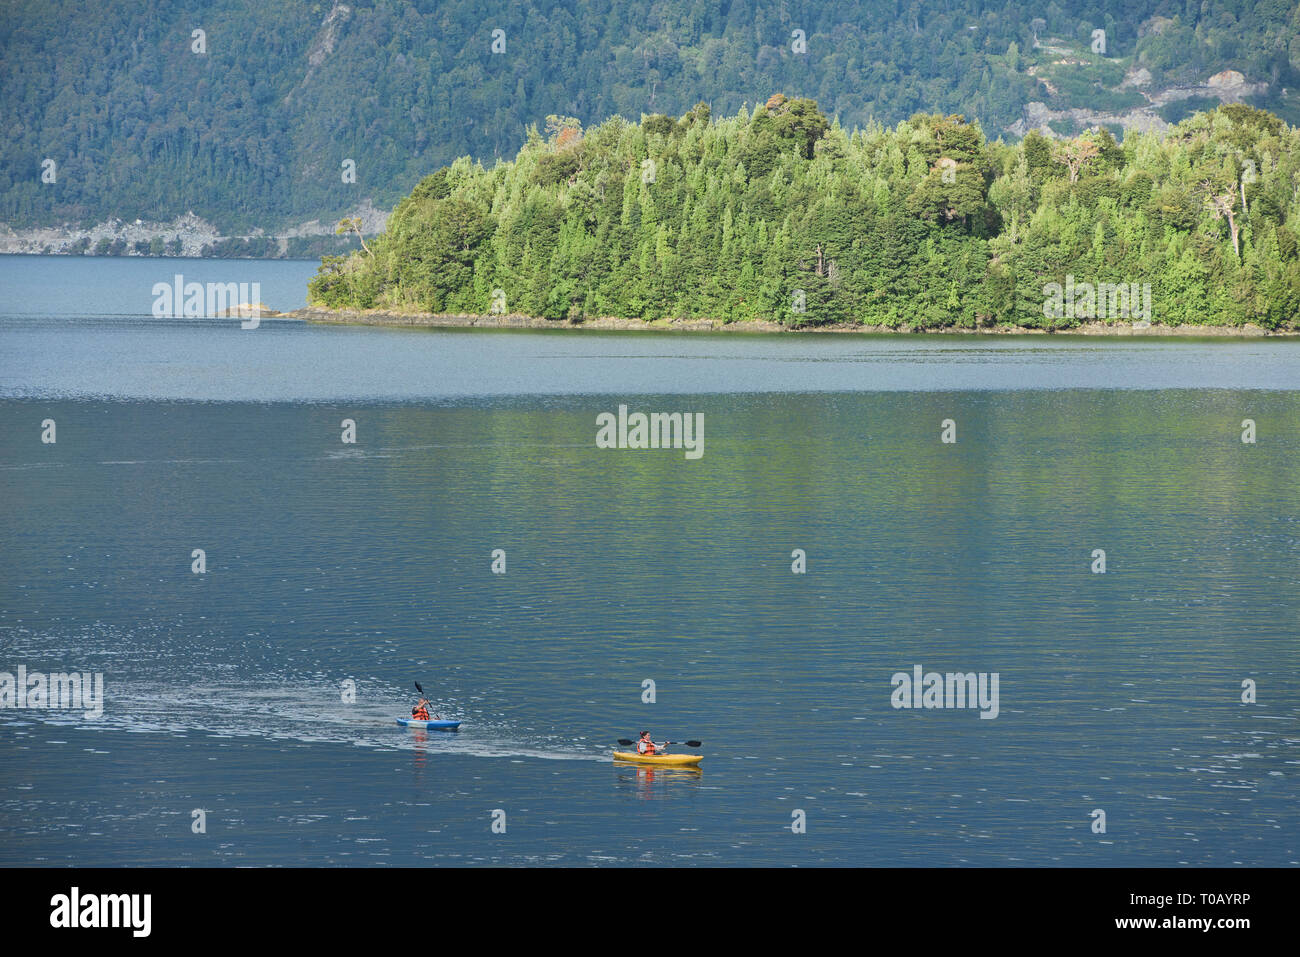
[684,740,702,748]
[616,739,634,746]
[415,681,424,694]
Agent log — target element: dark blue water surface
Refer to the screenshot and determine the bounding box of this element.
[1,256,1297,866]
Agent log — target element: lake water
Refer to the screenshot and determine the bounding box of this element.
[1,254,1297,866]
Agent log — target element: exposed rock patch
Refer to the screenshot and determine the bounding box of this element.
[0,203,388,256]
[282,308,1296,337]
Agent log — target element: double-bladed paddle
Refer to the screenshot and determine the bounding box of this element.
[412,681,443,720]
[617,738,702,748]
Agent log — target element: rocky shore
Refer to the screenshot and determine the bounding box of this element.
[0,201,388,258]
[282,307,1296,337]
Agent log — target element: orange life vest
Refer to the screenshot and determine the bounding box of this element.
[412,706,430,720]
[637,738,656,754]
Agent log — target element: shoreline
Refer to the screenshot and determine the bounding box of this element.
[281,306,1299,337]
[0,203,386,259]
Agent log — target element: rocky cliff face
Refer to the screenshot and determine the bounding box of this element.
[0,212,221,257]
[0,201,388,257]
[1009,53,1269,139]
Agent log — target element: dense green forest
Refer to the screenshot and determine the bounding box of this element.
[308,99,1300,329]
[3,0,1299,231]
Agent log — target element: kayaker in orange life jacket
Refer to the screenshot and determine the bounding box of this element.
[411,698,432,721]
[636,731,667,755]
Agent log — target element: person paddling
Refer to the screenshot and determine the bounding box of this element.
[636,730,668,755]
[411,698,433,721]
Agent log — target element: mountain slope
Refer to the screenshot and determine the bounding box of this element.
[2,0,1297,232]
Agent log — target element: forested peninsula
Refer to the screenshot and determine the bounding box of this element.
[307,98,1300,331]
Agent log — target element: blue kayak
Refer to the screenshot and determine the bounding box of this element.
[396,717,461,731]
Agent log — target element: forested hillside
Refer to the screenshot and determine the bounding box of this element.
[2,0,1298,232]
[308,98,1300,329]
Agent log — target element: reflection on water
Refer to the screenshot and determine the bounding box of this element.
[0,347,1297,864]
[615,764,705,800]
[5,312,1300,401]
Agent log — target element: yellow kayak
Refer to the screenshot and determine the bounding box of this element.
[613,750,703,767]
